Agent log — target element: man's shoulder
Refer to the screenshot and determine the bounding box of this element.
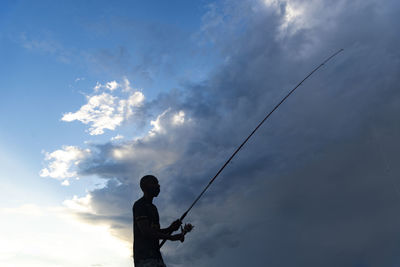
[133,197,145,209]
[134,197,144,205]
[133,197,148,220]
[133,197,157,211]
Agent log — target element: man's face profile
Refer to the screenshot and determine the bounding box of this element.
[141,175,160,197]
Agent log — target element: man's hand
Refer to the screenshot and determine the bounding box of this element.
[169,233,185,242]
[182,223,194,234]
[168,219,182,232]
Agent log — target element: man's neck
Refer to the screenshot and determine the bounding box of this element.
[143,193,154,203]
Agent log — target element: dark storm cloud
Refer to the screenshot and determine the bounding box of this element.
[66,0,400,266]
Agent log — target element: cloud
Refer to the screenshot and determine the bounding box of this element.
[19,33,73,63]
[172,110,185,125]
[42,0,400,266]
[122,77,133,92]
[106,81,119,91]
[40,146,91,180]
[149,108,172,136]
[93,79,133,92]
[61,79,144,135]
[111,134,124,141]
[61,180,70,186]
[63,194,93,213]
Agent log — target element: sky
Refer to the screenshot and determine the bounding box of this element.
[1,0,400,266]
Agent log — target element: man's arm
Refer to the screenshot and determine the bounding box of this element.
[137,219,184,242]
[159,219,181,234]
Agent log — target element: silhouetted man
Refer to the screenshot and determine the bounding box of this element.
[133,175,184,267]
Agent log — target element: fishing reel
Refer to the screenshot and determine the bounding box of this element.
[181,223,194,235]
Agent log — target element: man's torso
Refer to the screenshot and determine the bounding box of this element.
[133,197,163,264]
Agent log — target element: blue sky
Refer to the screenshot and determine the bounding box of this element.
[1,0,400,266]
[0,0,214,203]
[1,1,215,265]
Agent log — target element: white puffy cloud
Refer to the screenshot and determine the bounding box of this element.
[93,77,133,92]
[122,77,132,92]
[149,109,188,136]
[172,110,185,125]
[149,108,171,136]
[93,82,102,92]
[62,93,122,135]
[111,134,124,141]
[40,146,90,180]
[61,79,144,135]
[106,81,119,91]
[117,91,145,119]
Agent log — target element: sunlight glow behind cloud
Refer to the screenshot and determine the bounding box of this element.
[263,0,308,35]
[63,194,93,213]
[149,108,171,136]
[172,110,185,125]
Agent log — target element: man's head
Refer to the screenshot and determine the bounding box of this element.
[140,175,160,197]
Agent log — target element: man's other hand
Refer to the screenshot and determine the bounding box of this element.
[169,233,185,242]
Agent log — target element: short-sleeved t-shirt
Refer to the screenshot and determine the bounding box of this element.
[133,197,163,264]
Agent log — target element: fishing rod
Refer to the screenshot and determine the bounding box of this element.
[160,48,344,248]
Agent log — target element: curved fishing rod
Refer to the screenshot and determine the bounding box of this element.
[160,48,344,248]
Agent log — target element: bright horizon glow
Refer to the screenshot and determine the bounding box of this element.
[0,204,131,267]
